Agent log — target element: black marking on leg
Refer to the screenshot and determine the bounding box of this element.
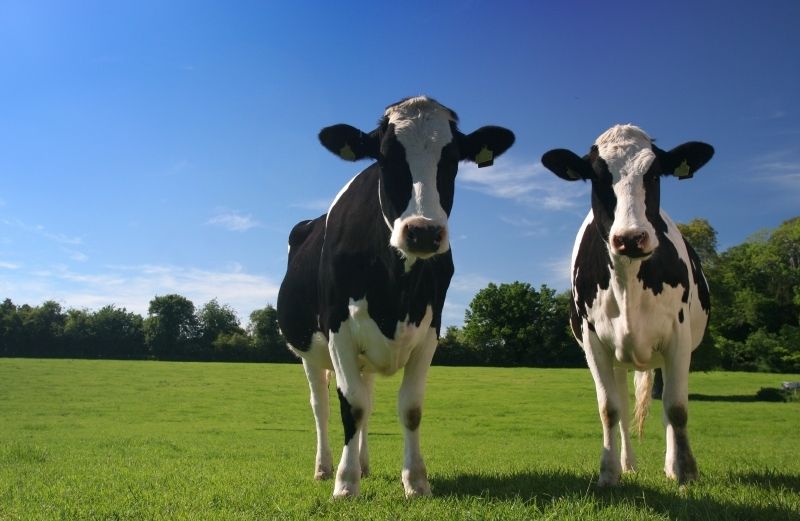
[678,309,684,323]
[404,406,422,431]
[668,404,697,482]
[667,405,687,429]
[601,406,619,428]
[337,387,361,446]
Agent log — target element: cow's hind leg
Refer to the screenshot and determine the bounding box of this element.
[329,328,372,498]
[662,348,697,484]
[585,330,623,487]
[302,359,333,480]
[614,367,636,473]
[397,330,437,498]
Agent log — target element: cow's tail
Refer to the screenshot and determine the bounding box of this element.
[633,369,654,438]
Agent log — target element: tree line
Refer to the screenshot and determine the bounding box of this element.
[0,295,295,363]
[433,217,800,374]
[2,217,798,372]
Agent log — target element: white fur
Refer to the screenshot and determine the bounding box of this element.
[295,297,437,498]
[385,97,454,259]
[596,125,659,253]
[574,208,704,486]
[572,126,707,486]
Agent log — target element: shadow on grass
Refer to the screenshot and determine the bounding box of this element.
[732,469,800,492]
[688,393,757,402]
[432,469,797,521]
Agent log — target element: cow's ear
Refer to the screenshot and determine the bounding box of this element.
[318,124,380,161]
[541,149,593,181]
[460,126,515,168]
[654,142,714,180]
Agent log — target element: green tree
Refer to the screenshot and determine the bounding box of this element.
[18,301,66,357]
[462,282,576,367]
[678,218,719,268]
[0,299,22,356]
[197,299,244,358]
[93,306,146,359]
[248,305,294,362]
[145,294,199,359]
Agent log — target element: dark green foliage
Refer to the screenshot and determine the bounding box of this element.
[248,305,296,363]
[1,217,797,370]
[453,282,581,367]
[755,387,788,402]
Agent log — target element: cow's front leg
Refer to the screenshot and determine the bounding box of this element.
[585,329,623,487]
[359,371,375,478]
[662,345,697,484]
[329,328,371,498]
[615,367,636,473]
[397,330,437,498]
[302,359,333,480]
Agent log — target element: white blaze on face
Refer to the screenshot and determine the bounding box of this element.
[385,97,454,256]
[595,124,659,252]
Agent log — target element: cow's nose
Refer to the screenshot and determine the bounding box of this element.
[611,231,650,257]
[405,223,443,254]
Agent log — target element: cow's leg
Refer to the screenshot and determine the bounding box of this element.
[584,329,623,487]
[614,367,636,473]
[397,330,437,497]
[329,328,371,498]
[662,346,697,484]
[359,371,375,478]
[303,360,333,480]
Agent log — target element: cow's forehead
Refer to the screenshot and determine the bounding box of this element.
[595,124,655,179]
[384,96,457,145]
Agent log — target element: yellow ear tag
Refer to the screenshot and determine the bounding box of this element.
[675,159,691,178]
[475,146,494,167]
[339,143,356,161]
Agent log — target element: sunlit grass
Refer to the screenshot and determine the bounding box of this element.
[1,359,798,520]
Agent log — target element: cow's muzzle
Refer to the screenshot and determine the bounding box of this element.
[611,231,652,258]
[404,221,445,256]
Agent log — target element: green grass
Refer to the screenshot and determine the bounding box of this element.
[1,359,798,520]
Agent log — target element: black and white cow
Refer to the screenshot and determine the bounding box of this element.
[278,96,514,497]
[541,125,713,486]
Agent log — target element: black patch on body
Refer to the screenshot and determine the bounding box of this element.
[683,238,711,313]
[678,309,684,323]
[636,216,690,303]
[277,163,453,351]
[572,219,613,323]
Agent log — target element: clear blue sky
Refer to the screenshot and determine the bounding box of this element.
[1,0,798,327]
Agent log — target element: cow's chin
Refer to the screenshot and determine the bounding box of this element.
[393,241,451,264]
[611,248,654,262]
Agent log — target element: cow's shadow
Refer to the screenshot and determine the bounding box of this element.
[432,469,798,521]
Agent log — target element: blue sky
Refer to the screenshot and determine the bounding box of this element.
[1,1,798,327]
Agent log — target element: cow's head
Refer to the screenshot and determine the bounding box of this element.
[319,96,514,261]
[541,124,713,259]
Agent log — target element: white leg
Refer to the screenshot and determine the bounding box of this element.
[614,367,636,473]
[359,371,375,478]
[302,359,332,480]
[398,330,437,497]
[584,328,622,487]
[328,328,371,498]
[662,345,697,484]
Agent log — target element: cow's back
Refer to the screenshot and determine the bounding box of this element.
[278,215,326,351]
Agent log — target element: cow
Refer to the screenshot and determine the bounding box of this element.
[277,96,515,498]
[541,124,714,486]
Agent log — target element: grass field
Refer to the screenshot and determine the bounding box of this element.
[1,358,798,520]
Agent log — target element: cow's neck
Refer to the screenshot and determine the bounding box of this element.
[609,252,648,318]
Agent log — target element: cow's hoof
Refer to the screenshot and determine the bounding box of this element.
[360,465,370,478]
[332,481,359,498]
[314,467,332,480]
[404,481,431,498]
